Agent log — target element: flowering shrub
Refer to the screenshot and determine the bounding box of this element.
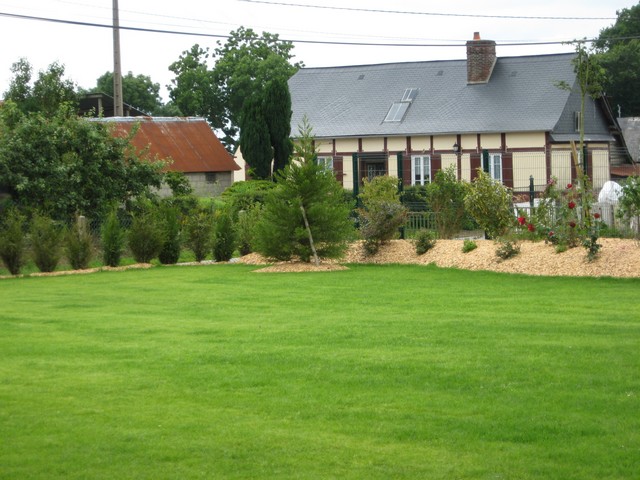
[514,176,601,260]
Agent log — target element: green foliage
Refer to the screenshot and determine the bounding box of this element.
[212,27,302,151]
[538,179,582,249]
[263,77,293,174]
[358,175,408,255]
[239,94,273,179]
[425,165,468,239]
[359,174,401,205]
[157,204,182,265]
[168,44,220,128]
[253,119,354,262]
[101,208,126,267]
[221,180,277,215]
[400,185,429,211]
[235,203,262,256]
[414,229,437,255]
[164,171,193,197]
[30,212,63,272]
[464,169,514,239]
[212,208,236,262]
[0,207,25,275]
[65,215,93,270]
[92,71,163,115]
[495,239,521,260]
[184,208,214,262]
[595,4,640,116]
[462,239,478,253]
[617,175,640,237]
[169,28,302,151]
[127,204,164,264]
[0,102,163,221]
[583,229,603,262]
[4,59,79,115]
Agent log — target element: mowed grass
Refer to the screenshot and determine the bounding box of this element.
[1,264,639,479]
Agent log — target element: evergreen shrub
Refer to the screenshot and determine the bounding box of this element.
[101,208,126,267]
[65,215,93,270]
[30,212,63,272]
[0,208,26,275]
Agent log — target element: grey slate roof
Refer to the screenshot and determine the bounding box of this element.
[617,117,640,163]
[288,53,580,139]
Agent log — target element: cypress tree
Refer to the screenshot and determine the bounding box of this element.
[263,77,293,174]
[239,95,272,179]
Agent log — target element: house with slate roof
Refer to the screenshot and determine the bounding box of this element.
[263,32,615,194]
[96,117,240,197]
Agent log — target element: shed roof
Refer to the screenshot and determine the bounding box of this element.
[98,117,239,173]
[288,53,578,138]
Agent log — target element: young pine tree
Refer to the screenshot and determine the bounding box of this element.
[253,117,355,263]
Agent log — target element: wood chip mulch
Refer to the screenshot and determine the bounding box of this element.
[239,238,640,278]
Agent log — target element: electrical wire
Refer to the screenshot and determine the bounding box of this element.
[238,0,617,21]
[1,11,618,48]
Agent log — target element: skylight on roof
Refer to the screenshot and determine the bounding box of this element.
[401,88,419,102]
[384,102,410,122]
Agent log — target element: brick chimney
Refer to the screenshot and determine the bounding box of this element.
[466,32,496,84]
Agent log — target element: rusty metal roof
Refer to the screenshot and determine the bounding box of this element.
[99,117,240,173]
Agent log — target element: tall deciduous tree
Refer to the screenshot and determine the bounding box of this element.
[3,59,78,115]
[0,101,163,221]
[168,44,220,124]
[595,4,640,117]
[91,71,163,115]
[168,27,302,152]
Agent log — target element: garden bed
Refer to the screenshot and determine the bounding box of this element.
[240,238,640,278]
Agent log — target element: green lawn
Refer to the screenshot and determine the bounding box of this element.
[1,264,638,479]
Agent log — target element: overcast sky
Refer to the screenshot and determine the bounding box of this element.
[0,0,636,102]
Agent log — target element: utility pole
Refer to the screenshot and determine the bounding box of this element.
[112,0,124,116]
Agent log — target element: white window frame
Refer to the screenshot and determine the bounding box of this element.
[411,155,431,186]
[316,156,334,171]
[489,153,502,183]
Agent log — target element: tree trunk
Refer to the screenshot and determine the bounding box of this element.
[299,203,320,266]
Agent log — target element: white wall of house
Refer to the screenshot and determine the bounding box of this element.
[513,152,546,190]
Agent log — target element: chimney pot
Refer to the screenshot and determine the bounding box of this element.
[473,32,481,40]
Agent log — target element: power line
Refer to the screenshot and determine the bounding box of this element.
[239,0,617,21]
[1,11,612,49]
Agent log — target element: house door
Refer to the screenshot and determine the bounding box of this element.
[363,161,386,181]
